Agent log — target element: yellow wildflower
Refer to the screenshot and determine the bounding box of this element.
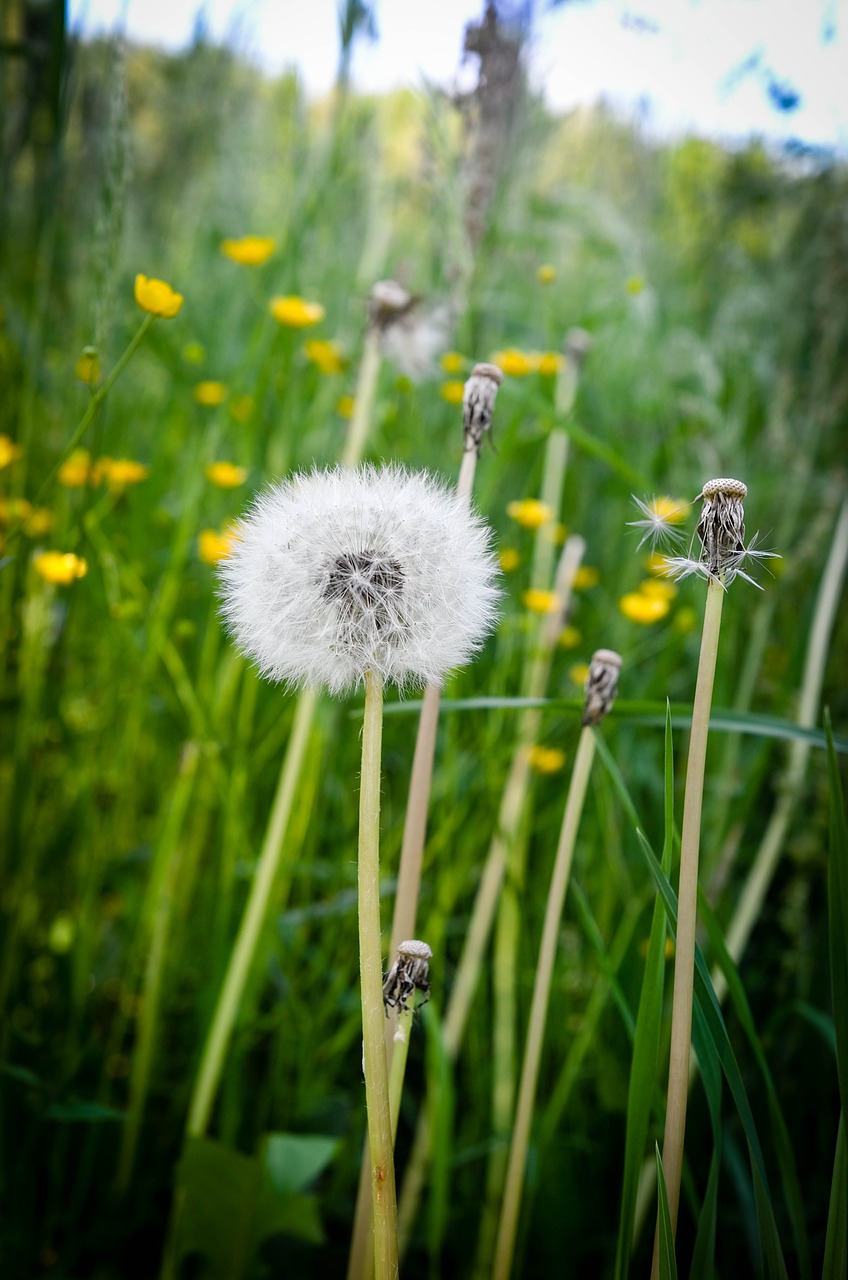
[194,381,228,407]
[0,435,22,469]
[639,578,677,602]
[569,662,590,686]
[491,348,533,377]
[573,566,600,589]
[198,527,238,565]
[305,339,346,375]
[558,625,581,649]
[75,348,100,386]
[626,275,645,295]
[220,235,276,266]
[440,380,465,405]
[528,745,567,774]
[499,548,521,572]
[205,461,247,488]
[34,551,88,585]
[97,459,150,490]
[336,394,355,419]
[229,395,254,423]
[183,341,206,364]
[507,499,552,530]
[537,264,557,284]
[269,296,325,328]
[619,592,670,624]
[24,507,55,537]
[644,551,672,576]
[440,351,465,374]
[535,351,565,376]
[523,588,560,614]
[58,450,92,487]
[134,274,183,319]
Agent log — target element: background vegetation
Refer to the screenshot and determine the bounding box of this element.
[1,3,846,1277]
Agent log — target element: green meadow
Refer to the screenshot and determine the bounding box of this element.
[2,15,847,1280]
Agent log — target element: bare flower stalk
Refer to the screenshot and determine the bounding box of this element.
[494,652,621,1280]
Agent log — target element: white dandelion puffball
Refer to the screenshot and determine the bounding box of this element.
[219,464,501,694]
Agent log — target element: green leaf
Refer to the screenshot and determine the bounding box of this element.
[689,1140,720,1280]
[262,1133,338,1196]
[826,711,848,1123]
[45,1100,125,1122]
[655,1143,679,1280]
[424,1001,454,1267]
[822,1114,848,1280]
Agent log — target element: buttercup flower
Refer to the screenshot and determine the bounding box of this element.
[0,435,21,469]
[537,264,557,284]
[199,528,239,565]
[558,625,581,648]
[507,499,552,530]
[95,459,149,490]
[58,450,92,487]
[336,395,355,419]
[573,566,599,590]
[535,352,565,376]
[499,548,520,572]
[134,274,183,318]
[194,381,228,407]
[220,235,276,266]
[305,339,346,375]
[440,352,466,374]
[269,296,325,328]
[522,589,559,614]
[619,591,670,624]
[206,461,247,488]
[528,745,566,774]
[440,380,465,405]
[219,465,500,695]
[34,551,88,585]
[491,348,533,377]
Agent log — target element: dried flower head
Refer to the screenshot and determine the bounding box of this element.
[219,465,500,695]
[462,362,503,455]
[367,280,451,381]
[663,477,777,588]
[582,648,622,726]
[564,327,593,368]
[383,940,432,1013]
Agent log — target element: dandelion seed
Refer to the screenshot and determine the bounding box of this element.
[218,465,500,695]
[220,235,276,266]
[269,296,325,328]
[34,551,88,585]
[628,495,689,550]
[367,280,450,381]
[581,648,622,726]
[134,274,183,318]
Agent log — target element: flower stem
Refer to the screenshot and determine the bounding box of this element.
[652,575,724,1272]
[342,328,382,468]
[493,726,596,1280]
[359,670,399,1280]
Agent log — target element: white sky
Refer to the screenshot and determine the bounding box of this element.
[68,0,848,149]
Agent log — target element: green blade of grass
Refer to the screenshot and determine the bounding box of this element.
[822,1114,847,1280]
[655,1144,679,1280]
[826,711,848,1121]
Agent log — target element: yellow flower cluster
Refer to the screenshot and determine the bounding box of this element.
[619,576,678,624]
[58,450,149,491]
[134,275,183,318]
[528,745,566,774]
[34,551,88,585]
[489,349,565,377]
[205,461,247,489]
[507,499,552,530]
[0,497,54,537]
[522,588,560,614]
[269,296,325,328]
[305,340,345,375]
[220,235,276,266]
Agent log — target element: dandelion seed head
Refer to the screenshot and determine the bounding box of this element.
[582,648,622,727]
[219,464,501,695]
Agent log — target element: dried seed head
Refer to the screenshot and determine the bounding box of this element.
[696,477,747,577]
[367,279,417,330]
[565,327,593,368]
[582,648,622,727]
[462,362,504,455]
[383,940,433,1013]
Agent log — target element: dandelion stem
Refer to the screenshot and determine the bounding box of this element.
[493,725,597,1280]
[185,687,318,1137]
[652,575,724,1271]
[342,328,382,468]
[358,669,399,1280]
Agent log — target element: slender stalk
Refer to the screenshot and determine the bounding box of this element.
[341,328,382,468]
[185,687,318,1137]
[493,727,597,1280]
[358,670,399,1280]
[652,577,724,1271]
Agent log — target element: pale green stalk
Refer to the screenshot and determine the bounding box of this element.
[341,327,382,468]
[358,671,399,1280]
[652,577,724,1273]
[493,726,597,1280]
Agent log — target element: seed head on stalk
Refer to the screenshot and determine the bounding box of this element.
[462,362,504,455]
[662,477,777,588]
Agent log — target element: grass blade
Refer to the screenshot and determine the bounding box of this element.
[822,1114,847,1280]
[655,1144,679,1280]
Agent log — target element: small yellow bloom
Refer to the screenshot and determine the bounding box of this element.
[626,275,645,295]
[183,341,206,364]
[58,449,92,487]
[440,351,466,374]
[537,264,557,284]
[205,461,247,488]
[336,394,355,419]
[269,296,325,328]
[491,348,533,377]
[523,588,560,614]
[499,548,521,572]
[34,551,88,585]
[440,380,465,405]
[194,381,228,407]
[97,459,150,490]
[229,395,255,423]
[573,566,600,589]
[558,625,581,649]
[528,745,567,774]
[0,435,22,469]
[24,507,55,537]
[220,235,276,266]
[507,499,553,530]
[569,662,590,686]
[198,527,238,565]
[535,351,565,376]
[639,578,677,602]
[134,274,183,318]
[304,339,346,375]
[75,347,101,386]
[619,592,670,624]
